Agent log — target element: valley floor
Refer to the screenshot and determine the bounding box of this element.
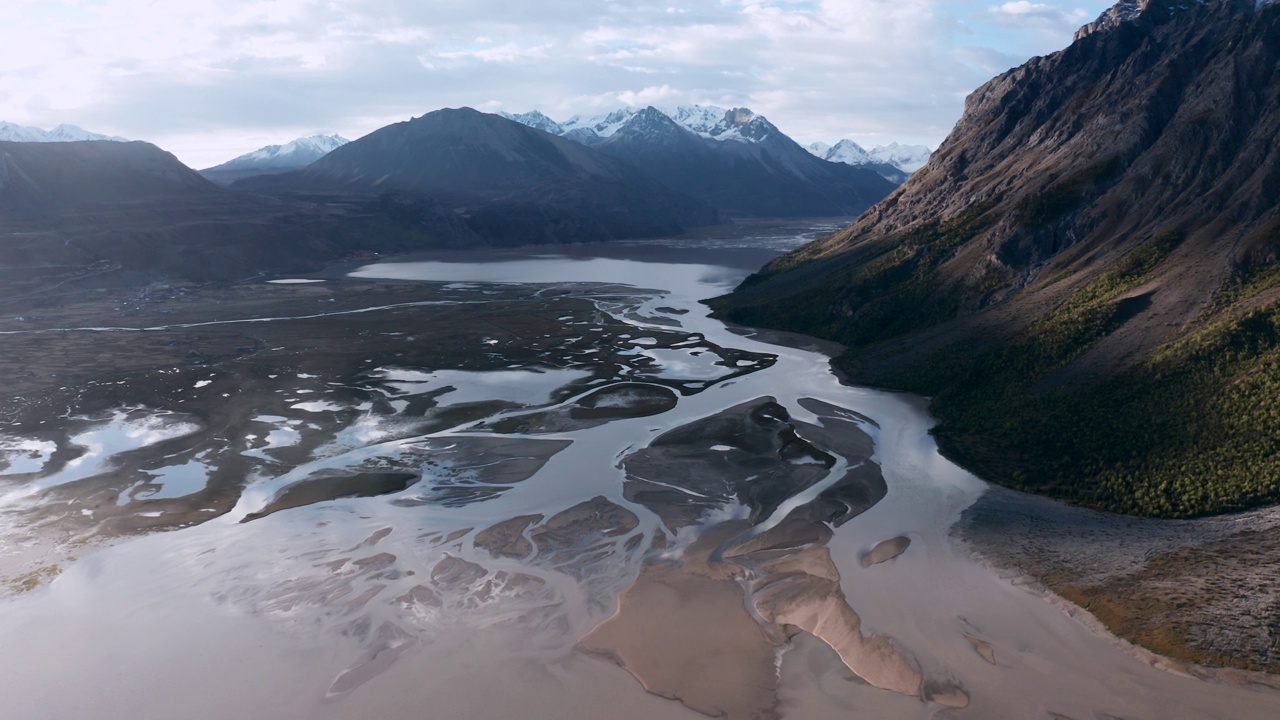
[2,234,1278,718]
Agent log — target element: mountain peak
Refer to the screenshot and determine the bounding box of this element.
[498,110,562,135]
[606,107,691,145]
[826,139,873,165]
[1074,0,1269,40]
[706,107,778,143]
[199,133,349,182]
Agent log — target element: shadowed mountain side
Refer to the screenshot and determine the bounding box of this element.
[712,0,1280,517]
[593,107,896,219]
[0,190,479,293]
[0,140,218,217]
[0,111,722,298]
[0,141,485,293]
[235,107,719,239]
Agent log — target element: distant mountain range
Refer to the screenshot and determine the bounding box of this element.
[0,122,128,143]
[805,140,932,178]
[199,134,348,185]
[0,104,901,277]
[500,105,924,182]
[234,107,719,244]
[501,105,897,217]
[7,105,911,220]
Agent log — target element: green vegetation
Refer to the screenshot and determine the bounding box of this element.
[1217,259,1280,307]
[868,231,1280,518]
[717,202,997,348]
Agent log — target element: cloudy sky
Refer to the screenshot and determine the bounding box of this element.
[1,0,1112,168]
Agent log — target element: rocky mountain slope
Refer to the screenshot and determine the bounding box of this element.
[199,134,348,185]
[714,0,1280,518]
[238,107,717,243]
[504,105,895,218]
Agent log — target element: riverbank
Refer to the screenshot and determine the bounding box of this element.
[957,485,1280,677]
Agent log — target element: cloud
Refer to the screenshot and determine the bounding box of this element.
[0,0,1114,167]
[987,1,1092,30]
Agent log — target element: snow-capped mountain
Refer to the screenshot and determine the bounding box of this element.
[559,108,646,139]
[208,134,348,171]
[200,134,349,185]
[0,121,129,143]
[567,106,895,218]
[807,138,932,176]
[554,104,780,144]
[663,105,728,137]
[866,143,932,172]
[500,104,906,214]
[804,138,915,182]
[823,139,875,166]
[507,105,928,179]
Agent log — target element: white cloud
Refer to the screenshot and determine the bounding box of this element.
[988,1,1092,28]
[617,84,681,106]
[0,0,1113,168]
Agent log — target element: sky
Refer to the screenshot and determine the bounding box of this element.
[0,0,1115,169]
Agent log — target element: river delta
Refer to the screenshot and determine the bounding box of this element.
[0,222,1276,719]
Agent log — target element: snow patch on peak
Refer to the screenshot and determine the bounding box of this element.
[557,104,773,142]
[610,107,687,141]
[0,121,129,143]
[559,108,642,138]
[661,105,729,136]
[206,134,348,172]
[705,108,779,144]
[518,104,791,146]
[498,110,562,135]
[805,141,832,158]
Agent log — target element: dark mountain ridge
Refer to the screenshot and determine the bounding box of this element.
[0,110,724,292]
[714,0,1280,518]
[237,107,718,243]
